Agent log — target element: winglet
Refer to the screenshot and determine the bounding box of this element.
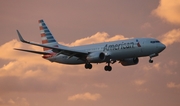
[16,30,29,43]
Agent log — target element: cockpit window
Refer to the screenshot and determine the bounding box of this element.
[150,41,160,43]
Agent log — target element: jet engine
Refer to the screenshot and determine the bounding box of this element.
[86,52,106,63]
[120,57,139,66]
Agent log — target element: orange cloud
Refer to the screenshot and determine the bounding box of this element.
[152,0,180,24]
[167,82,180,89]
[68,92,101,101]
[0,39,66,80]
[159,28,180,46]
[153,63,161,71]
[8,99,15,105]
[0,97,30,106]
[134,79,146,86]
[0,97,4,104]
[141,63,161,71]
[141,22,151,29]
[63,32,129,46]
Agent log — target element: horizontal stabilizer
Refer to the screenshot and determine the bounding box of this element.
[14,48,50,55]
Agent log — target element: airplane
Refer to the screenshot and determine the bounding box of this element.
[14,20,166,71]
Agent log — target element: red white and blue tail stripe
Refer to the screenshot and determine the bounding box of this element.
[39,20,59,51]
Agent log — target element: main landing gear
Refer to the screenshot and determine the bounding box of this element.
[85,63,92,69]
[84,62,112,71]
[104,62,112,71]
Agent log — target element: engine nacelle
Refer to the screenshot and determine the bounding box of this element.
[86,52,105,63]
[120,57,139,66]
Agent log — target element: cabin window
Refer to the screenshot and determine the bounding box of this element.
[150,41,160,43]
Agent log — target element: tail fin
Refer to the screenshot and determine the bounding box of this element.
[39,20,59,51]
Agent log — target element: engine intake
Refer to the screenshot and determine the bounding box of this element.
[120,57,139,66]
[86,52,105,63]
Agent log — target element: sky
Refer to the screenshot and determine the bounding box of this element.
[0,0,180,106]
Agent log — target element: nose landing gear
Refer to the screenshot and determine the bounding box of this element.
[149,53,158,63]
[149,58,153,63]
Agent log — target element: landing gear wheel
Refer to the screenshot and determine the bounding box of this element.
[104,66,108,71]
[108,66,112,71]
[85,64,88,69]
[149,59,153,63]
[104,66,112,71]
[88,64,92,69]
[85,63,92,69]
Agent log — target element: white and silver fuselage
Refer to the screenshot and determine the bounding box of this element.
[48,38,166,64]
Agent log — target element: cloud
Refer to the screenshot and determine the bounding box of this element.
[0,52,64,80]
[164,60,178,75]
[63,32,129,46]
[167,82,180,89]
[141,22,152,30]
[0,97,5,105]
[159,28,180,46]
[153,63,161,71]
[0,39,23,60]
[168,60,178,66]
[0,97,29,106]
[68,92,101,101]
[8,99,15,104]
[141,63,161,71]
[132,79,149,92]
[0,39,67,81]
[16,98,30,106]
[152,0,180,24]
[134,80,146,86]
[165,70,177,75]
[0,39,42,60]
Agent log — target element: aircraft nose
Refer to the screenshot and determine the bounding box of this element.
[158,43,166,52]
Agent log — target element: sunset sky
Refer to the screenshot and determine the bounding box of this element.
[0,0,180,106]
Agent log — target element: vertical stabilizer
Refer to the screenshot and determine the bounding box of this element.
[39,20,59,51]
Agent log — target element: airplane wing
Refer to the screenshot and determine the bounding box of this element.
[14,48,51,55]
[16,30,89,58]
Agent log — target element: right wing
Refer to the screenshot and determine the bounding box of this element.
[16,30,89,58]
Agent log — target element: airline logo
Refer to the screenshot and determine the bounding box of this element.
[39,20,58,51]
[103,42,135,51]
[103,39,142,51]
[39,20,57,44]
[136,39,141,47]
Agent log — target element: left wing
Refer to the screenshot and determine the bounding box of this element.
[16,30,89,58]
[14,48,51,55]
